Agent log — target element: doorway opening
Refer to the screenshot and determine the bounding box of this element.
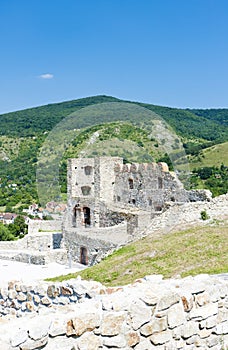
[80,247,88,265]
[83,207,91,227]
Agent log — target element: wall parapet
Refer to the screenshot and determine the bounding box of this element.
[0,274,227,349]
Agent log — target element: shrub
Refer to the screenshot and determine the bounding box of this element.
[200,210,210,221]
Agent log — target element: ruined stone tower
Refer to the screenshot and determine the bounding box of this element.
[63,156,190,266]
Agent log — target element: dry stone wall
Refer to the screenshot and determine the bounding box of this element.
[0,274,227,349]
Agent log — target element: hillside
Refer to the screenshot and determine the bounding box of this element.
[47,193,227,286]
[0,95,227,210]
[49,222,228,286]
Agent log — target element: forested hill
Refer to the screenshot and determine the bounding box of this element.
[0,95,227,142]
[0,95,227,211]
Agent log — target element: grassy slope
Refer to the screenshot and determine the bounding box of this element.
[48,221,228,286]
[189,141,228,169]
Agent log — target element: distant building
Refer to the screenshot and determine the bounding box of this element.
[0,213,17,225]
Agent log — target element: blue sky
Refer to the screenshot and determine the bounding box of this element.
[0,0,228,114]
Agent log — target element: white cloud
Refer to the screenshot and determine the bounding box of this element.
[39,73,54,79]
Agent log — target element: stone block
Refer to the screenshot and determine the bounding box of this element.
[180,292,194,312]
[167,302,185,329]
[103,334,127,348]
[156,292,180,311]
[214,322,228,335]
[25,302,35,312]
[205,316,217,329]
[33,294,40,304]
[150,329,172,345]
[206,335,220,348]
[129,299,151,330]
[189,303,218,321]
[67,311,101,336]
[186,334,200,345]
[76,332,102,350]
[19,334,48,350]
[195,292,210,306]
[41,296,51,305]
[216,307,228,323]
[140,317,167,336]
[0,288,8,300]
[29,322,50,341]
[49,317,67,337]
[181,321,198,339]
[8,290,17,300]
[126,331,140,347]
[47,285,60,298]
[140,290,159,306]
[16,292,27,301]
[33,285,47,297]
[10,330,28,347]
[100,311,126,336]
[61,286,73,296]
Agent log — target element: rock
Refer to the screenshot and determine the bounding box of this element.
[150,329,172,345]
[61,286,73,296]
[8,290,17,300]
[180,292,194,312]
[156,292,180,311]
[181,321,199,339]
[195,292,210,306]
[33,294,40,304]
[100,311,126,336]
[189,303,218,321]
[67,310,101,336]
[103,334,126,348]
[140,290,159,306]
[17,292,27,302]
[167,302,185,329]
[134,338,154,350]
[20,334,49,350]
[126,331,140,347]
[76,332,102,350]
[10,330,28,347]
[129,299,151,330]
[41,296,51,305]
[140,317,167,336]
[47,285,60,298]
[33,285,47,297]
[49,317,67,337]
[214,322,228,335]
[28,320,51,340]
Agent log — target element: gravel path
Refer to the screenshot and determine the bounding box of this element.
[0,259,86,284]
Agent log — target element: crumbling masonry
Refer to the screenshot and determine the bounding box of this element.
[63,157,210,266]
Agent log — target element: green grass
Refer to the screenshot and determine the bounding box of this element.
[189,141,228,169]
[47,221,228,286]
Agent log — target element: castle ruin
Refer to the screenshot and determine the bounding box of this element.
[63,156,207,266]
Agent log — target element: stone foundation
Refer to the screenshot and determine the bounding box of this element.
[0,274,227,349]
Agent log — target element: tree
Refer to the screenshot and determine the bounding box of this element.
[8,215,28,238]
[0,223,15,241]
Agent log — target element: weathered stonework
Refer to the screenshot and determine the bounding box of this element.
[63,157,211,266]
[0,274,227,350]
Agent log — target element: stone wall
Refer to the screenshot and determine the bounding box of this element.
[0,274,227,349]
[64,222,128,265]
[28,220,62,235]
